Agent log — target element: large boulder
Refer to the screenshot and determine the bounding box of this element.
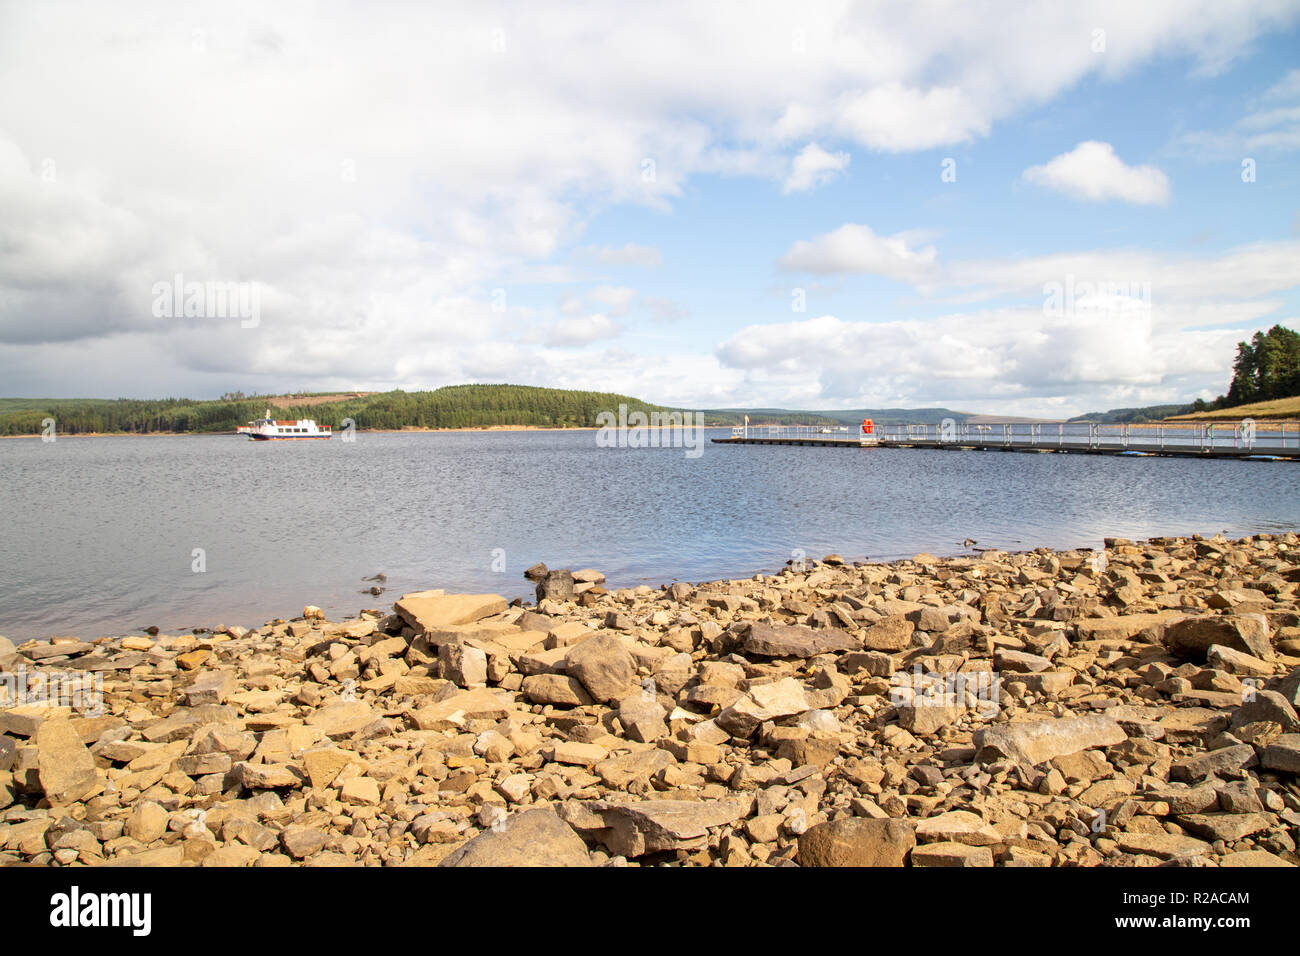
[1164,614,1272,661]
[862,615,914,651]
[1261,734,1300,773]
[798,817,915,867]
[439,807,592,867]
[974,715,1126,766]
[535,570,575,604]
[564,634,636,703]
[743,623,857,659]
[36,718,98,803]
[716,677,812,738]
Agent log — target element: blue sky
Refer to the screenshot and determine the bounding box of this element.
[2,2,1298,416]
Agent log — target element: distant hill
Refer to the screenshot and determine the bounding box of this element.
[1068,403,1195,424]
[0,386,675,435]
[0,387,988,436]
[705,407,974,426]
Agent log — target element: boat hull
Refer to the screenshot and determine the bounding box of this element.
[248,434,331,440]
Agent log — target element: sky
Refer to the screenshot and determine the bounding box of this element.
[1,1,1299,417]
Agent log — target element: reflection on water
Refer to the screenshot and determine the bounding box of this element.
[2,429,1297,639]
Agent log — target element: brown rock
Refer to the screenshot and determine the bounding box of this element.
[798,817,916,867]
[974,715,1126,767]
[1164,614,1272,661]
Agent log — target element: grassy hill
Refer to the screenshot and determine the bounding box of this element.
[1165,395,1300,421]
[1069,403,1196,424]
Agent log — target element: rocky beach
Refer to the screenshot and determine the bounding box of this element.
[3,532,1299,868]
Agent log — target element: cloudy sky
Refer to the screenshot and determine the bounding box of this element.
[2,1,1299,416]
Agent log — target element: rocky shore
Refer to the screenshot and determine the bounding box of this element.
[2,533,1299,868]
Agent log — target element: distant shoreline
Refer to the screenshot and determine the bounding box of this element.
[0,423,725,439]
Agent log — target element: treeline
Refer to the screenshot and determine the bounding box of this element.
[0,385,703,435]
[1217,325,1300,408]
[314,385,671,430]
[1184,324,1300,414]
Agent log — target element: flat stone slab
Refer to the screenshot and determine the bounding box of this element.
[407,688,517,731]
[1261,734,1300,773]
[1075,613,1186,641]
[974,715,1126,766]
[590,798,751,857]
[911,841,994,867]
[20,641,95,660]
[1218,850,1295,867]
[1176,813,1273,843]
[395,592,508,633]
[743,623,858,659]
[716,677,812,737]
[303,701,377,738]
[1115,832,1212,860]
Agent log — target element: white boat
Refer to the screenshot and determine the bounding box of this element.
[243,409,332,440]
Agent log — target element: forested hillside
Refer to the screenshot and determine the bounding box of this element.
[0,386,675,435]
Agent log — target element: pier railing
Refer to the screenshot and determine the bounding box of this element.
[729,421,1300,455]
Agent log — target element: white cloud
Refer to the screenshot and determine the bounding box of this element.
[1265,68,1300,101]
[833,84,988,152]
[588,285,638,317]
[726,236,1300,414]
[777,224,939,282]
[546,313,620,347]
[643,296,688,323]
[782,143,849,193]
[582,242,663,268]
[1022,141,1171,205]
[1178,68,1300,158]
[1,1,1297,401]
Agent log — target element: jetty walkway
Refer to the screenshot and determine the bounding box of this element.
[712,421,1300,460]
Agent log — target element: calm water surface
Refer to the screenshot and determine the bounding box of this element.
[2,430,1298,640]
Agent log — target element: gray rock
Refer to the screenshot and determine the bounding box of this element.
[535,570,575,603]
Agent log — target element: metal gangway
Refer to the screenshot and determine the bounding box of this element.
[724,420,1300,458]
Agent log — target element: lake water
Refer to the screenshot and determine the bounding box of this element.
[2,429,1298,641]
